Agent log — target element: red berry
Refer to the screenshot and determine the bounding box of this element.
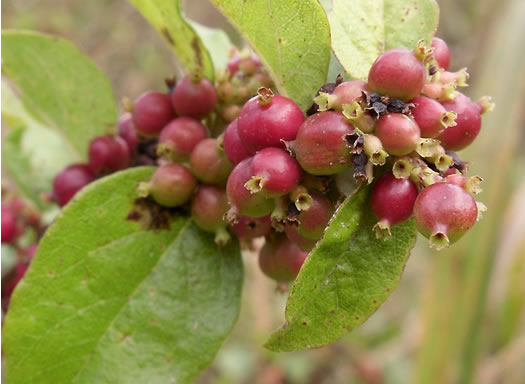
[259,235,308,281]
[284,225,318,252]
[191,186,230,244]
[375,113,421,156]
[431,37,450,71]
[226,158,275,220]
[410,96,457,138]
[190,138,232,185]
[118,113,138,153]
[368,48,426,100]
[293,193,335,240]
[245,147,302,197]
[237,90,304,153]
[413,183,478,249]
[88,135,131,175]
[132,91,175,136]
[295,111,354,175]
[370,172,418,237]
[230,215,271,239]
[317,80,368,111]
[157,117,208,161]
[2,205,18,243]
[53,164,96,207]
[437,93,482,151]
[223,118,252,166]
[171,75,217,119]
[138,163,196,207]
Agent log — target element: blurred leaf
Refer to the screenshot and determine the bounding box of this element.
[329,0,439,80]
[1,245,18,279]
[209,0,331,110]
[266,187,417,351]
[128,0,215,81]
[1,30,117,159]
[189,20,235,71]
[3,167,243,384]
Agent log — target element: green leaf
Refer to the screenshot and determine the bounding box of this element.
[329,0,439,80]
[209,0,331,110]
[1,31,117,159]
[3,167,243,384]
[265,187,417,351]
[189,20,235,71]
[128,0,215,82]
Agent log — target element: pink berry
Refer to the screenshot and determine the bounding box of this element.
[132,91,175,136]
[410,96,455,138]
[413,183,478,249]
[2,204,18,243]
[190,138,232,185]
[230,215,271,239]
[295,111,354,175]
[245,147,302,197]
[157,117,208,161]
[368,48,427,100]
[191,186,230,245]
[437,93,482,151]
[88,135,131,175]
[259,235,308,282]
[284,225,318,252]
[237,90,304,153]
[226,158,275,220]
[431,37,450,71]
[53,164,96,207]
[118,113,138,153]
[293,193,335,240]
[375,113,421,156]
[370,172,418,237]
[318,80,368,112]
[171,75,217,119]
[223,118,252,166]
[139,163,196,207]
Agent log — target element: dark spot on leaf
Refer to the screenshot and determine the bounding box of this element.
[328,320,332,325]
[278,38,282,43]
[191,38,203,66]
[330,309,336,315]
[355,316,360,321]
[48,271,55,278]
[373,300,377,304]
[302,322,307,326]
[120,333,132,342]
[405,8,410,16]
[401,18,406,22]
[386,287,391,292]
[127,197,184,231]
[340,314,345,319]
[161,27,175,46]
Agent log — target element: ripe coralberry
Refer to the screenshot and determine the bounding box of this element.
[157,117,208,161]
[375,113,421,156]
[431,37,450,70]
[230,215,271,239]
[245,147,302,197]
[437,92,482,151]
[410,96,456,138]
[259,234,308,282]
[171,75,217,119]
[53,164,96,207]
[223,118,252,166]
[315,80,368,112]
[2,204,18,243]
[88,135,131,175]
[138,163,196,207]
[413,183,478,249]
[132,91,175,136]
[190,138,233,185]
[292,192,334,240]
[370,172,418,238]
[284,225,318,252]
[118,113,138,153]
[294,111,354,175]
[237,88,304,153]
[191,186,230,245]
[226,158,275,221]
[2,262,28,301]
[368,48,427,100]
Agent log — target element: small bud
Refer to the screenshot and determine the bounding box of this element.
[214,227,231,246]
[342,101,376,133]
[373,219,392,239]
[414,40,433,62]
[476,201,487,221]
[290,186,313,212]
[122,97,134,113]
[393,158,414,179]
[363,134,388,165]
[429,231,450,250]
[244,176,265,194]
[313,92,336,112]
[136,182,151,198]
[416,138,441,158]
[257,87,274,106]
[477,96,495,114]
[440,111,458,128]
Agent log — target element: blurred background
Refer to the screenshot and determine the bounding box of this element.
[2,0,524,383]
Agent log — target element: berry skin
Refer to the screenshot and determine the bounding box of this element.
[368,48,427,100]
[230,215,272,239]
[223,118,252,166]
[190,138,233,185]
[294,111,354,175]
[53,164,96,207]
[118,113,138,153]
[225,158,275,221]
[259,235,308,282]
[284,225,318,252]
[2,204,18,243]
[437,93,482,151]
[157,117,208,161]
[237,89,305,153]
[315,80,368,112]
[138,163,196,207]
[88,135,131,175]
[293,192,335,240]
[375,113,421,156]
[370,172,418,238]
[413,183,478,250]
[431,37,450,71]
[132,91,175,136]
[245,147,302,197]
[410,96,457,138]
[191,186,230,245]
[171,75,217,119]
